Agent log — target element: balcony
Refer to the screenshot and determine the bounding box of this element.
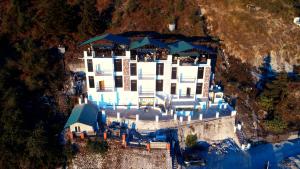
[180,78,196,83]
[131,49,168,62]
[139,91,155,97]
[95,70,113,76]
[138,74,155,80]
[112,49,126,56]
[179,57,207,66]
[96,87,114,92]
[179,95,195,99]
[94,46,126,58]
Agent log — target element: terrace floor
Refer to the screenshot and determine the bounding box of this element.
[104,105,233,122]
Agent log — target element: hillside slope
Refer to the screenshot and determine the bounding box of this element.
[198,0,300,71]
[95,0,300,70]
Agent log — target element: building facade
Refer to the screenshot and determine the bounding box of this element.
[81,34,215,112]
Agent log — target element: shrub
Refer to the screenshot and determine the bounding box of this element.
[86,140,109,154]
[185,134,197,147]
[126,0,139,13]
[178,0,185,11]
[264,117,287,134]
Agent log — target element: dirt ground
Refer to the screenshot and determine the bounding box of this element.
[70,140,172,169]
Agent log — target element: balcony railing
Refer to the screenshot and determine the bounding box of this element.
[96,87,114,92]
[180,78,196,83]
[179,95,195,99]
[95,70,112,76]
[139,91,155,96]
[138,74,155,80]
[179,57,207,66]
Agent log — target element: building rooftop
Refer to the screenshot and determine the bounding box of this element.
[64,103,98,129]
[79,33,130,46]
[130,37,169,50]
[79,33,215,55]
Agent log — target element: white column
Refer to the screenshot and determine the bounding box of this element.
[101,110,106,123]
[231,110,237,116]
[117,112,120,121]
[216,112,219,118]
[174,114,177,121]
[188,115,191,123]
[84,97,88,104]
[246,143,251,149]
[237,124,242,130]
[155,115,159,123]
[170,109,174,116]
[180,116,183,123]
[241,144,246,151]
[78,97,82,104]
[199,114,203,120]
[136,114,139,122]
[113,103,116,110]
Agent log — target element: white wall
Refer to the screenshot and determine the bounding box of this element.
[83,50,212,108]
[70,122,95,133]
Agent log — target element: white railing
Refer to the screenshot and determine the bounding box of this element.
[95,70,113,76]
[138,74,155,80]
[96,87,114,92]
[180,77,196,83]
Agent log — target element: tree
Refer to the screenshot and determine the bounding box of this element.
[78,0,102,38]
[0,37,67,168]
[38,0,79,35]
[259,73,289,114]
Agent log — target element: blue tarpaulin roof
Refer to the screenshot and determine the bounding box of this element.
[168,41,214,54]
[130,37,169,50]
[79,33,130,46]
[64,104,98,129]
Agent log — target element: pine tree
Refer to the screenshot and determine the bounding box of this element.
[78,0,102,38]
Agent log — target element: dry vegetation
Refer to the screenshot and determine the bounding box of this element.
[198,0,300,70]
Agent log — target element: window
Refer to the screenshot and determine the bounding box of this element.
[78,126,81,132]
[114,59,122,72]
[131,80,137,91]
[75,126,78,132]
[197,67,204,79]
[156,63,164,75]
[196,83,203,94]
[171,83,176,94]
[171,67,177,79]
[87,59,93,72]
[156,80,163,91]
[88,76,95,88]
[130,63,137,76]
[115,76,123,88]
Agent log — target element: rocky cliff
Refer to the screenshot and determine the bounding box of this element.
[198,0,300,71]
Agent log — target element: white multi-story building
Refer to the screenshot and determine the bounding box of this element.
[81,34,215,112]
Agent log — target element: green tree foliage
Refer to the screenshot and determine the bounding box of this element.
[264,117,288,134]
[126,0,139,13]
[259,73,289,113]
[0,36,66,168]
[185,134,197,147]
[78,0,102,38]
[1,0,32,34]
[38,0,79,34]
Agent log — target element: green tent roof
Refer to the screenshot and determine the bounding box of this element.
[79,33,130,46]
[130,37,169,50]
[168,41,214,54]
[64,104,98,129]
